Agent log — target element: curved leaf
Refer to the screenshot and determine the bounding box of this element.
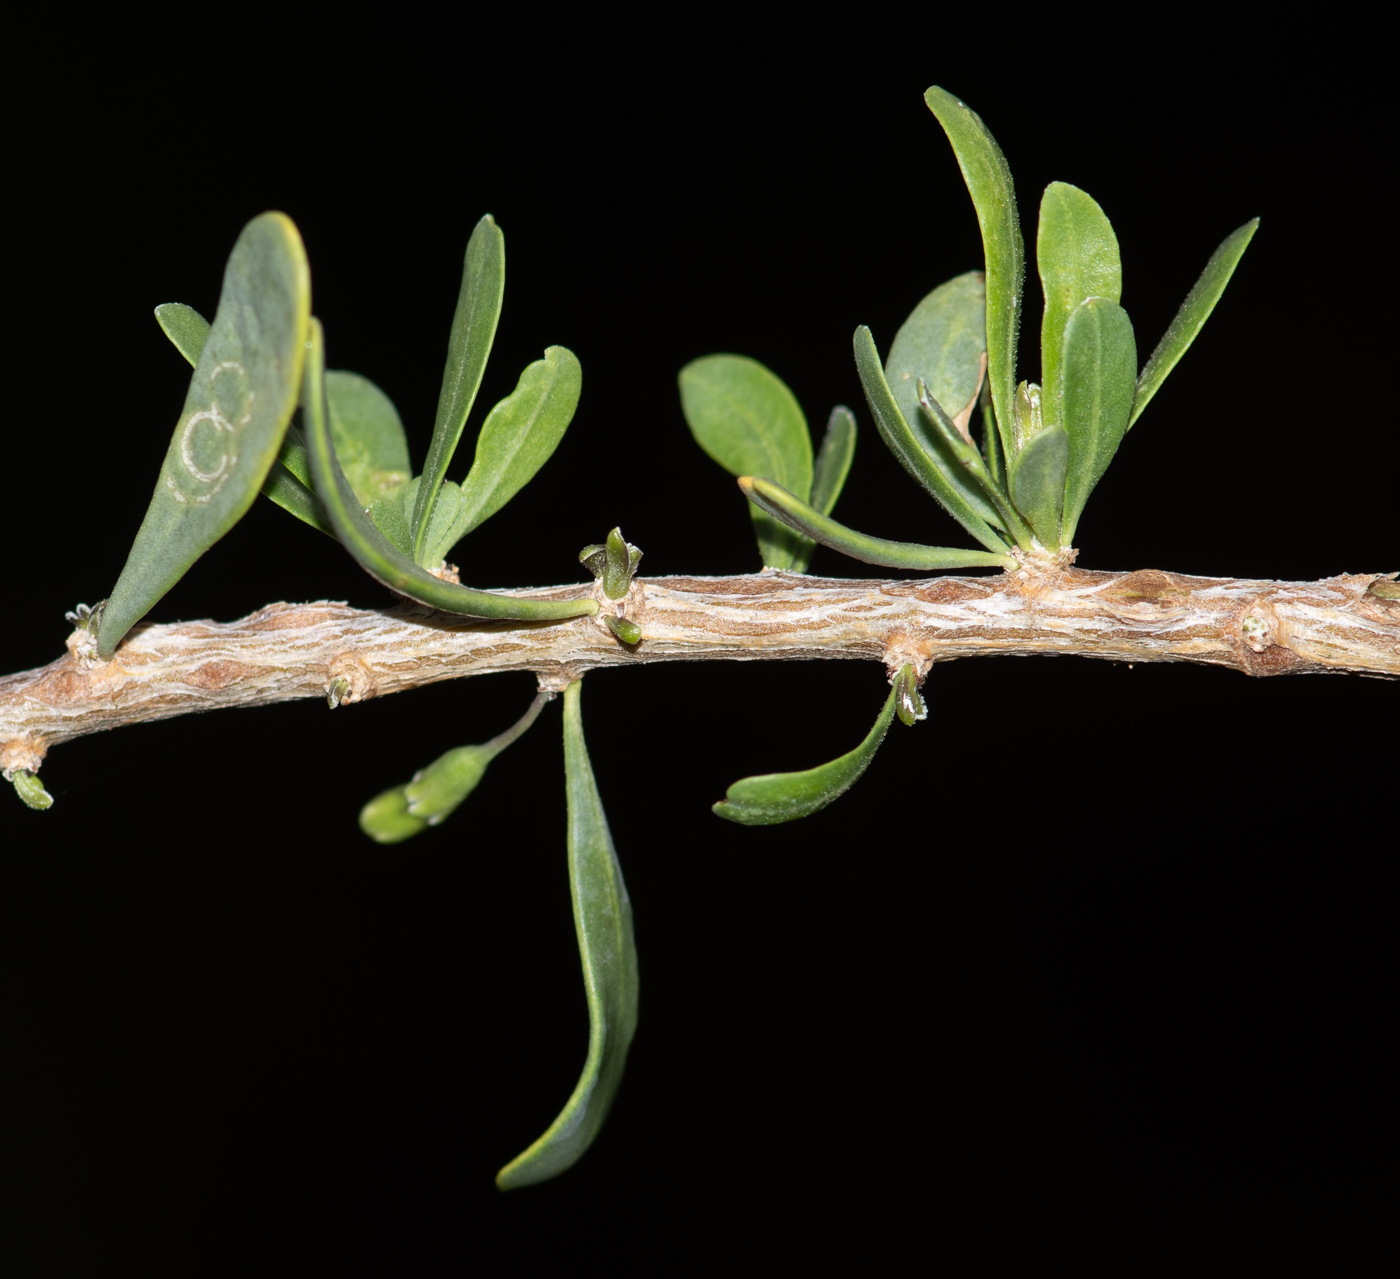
[885,270,987,446]
[852,326,1010,554]
[713,674,902,824]
[97,213,311,657]
[326,371,411,509]
[1130,219,1258,429]
[497,680,639,1189]
[1008,423,1068,548]
[740,477,1014,571]
[302,317,597,623]
[679,354,813,570]
[924,86,1025,465]
[412,214,505,563]
[1061,299,1137,544]
[1037,182,1122,423]
[441,345,582,557]
[809,406,857,517]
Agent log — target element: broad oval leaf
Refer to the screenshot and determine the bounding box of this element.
[1060,299,1137,544]
[852,326,1010,555]
[924,86,1025,465]
[679,354,813,570]
[326,370,411,509]
[97,213,311,657]
[1008,423,1069,548]
[412,214,505,563]
[1130,219,1258,429]
[1037,182,1122,423]
[713,675,901,824]
[441,345,582,556]
[809,406,857,517]
[740,477,1014,571]
[885,270,987,446]
[303,317,597,623]
[497,680,639,1189]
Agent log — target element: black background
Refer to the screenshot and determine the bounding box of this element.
[3,21,1396,1274]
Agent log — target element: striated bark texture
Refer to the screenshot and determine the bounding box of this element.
[2,566,1396,773]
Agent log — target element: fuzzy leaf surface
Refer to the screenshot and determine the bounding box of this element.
[1061,299,1137,543]
[97,214,310,657]
[924,86,1025,464]
[1037,182,1122,423]
[1008,423,1068,548]
[679,354,813,569]
[1130,219,1258,429]
[714,679,899,824]
[885,270,987,446]
[497,681,639,1188]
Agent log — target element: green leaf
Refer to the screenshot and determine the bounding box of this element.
[401,477,464,568]
[155,302,211,366]
[97,213,311,658]
[302,317,598,623]
[924,86,1025,465]
[260,461,335,538]
[1008,423,1069,548]
[1060,299,1138,545]
[678,354,813,570]
[885,270,987,447]
[359,694,551,843]
[809,406,857,517]
[440,346,582,555]
[740,477,1014,571]
[1130,219,1258,429]
[1037,182,1122,424]
[411,214,505,563]
[714,674,902,824]
[852,326,1010,555]
[497,680,639,1189]
[326,370,411,509]
[579,527,642,600]
[9,770,54,811]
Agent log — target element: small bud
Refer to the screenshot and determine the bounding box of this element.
[359,786,426,844]
[8,770,54,810]
[893,664,927,726]
[605,615,642,645]
[403,745,493,825]
[579,528,642,600]
[327,676,351,709]
[1013,380,1043,451]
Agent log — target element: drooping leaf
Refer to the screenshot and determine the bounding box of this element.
[97,214,311,658]
[326,370,411,509]
[853,326,1010,555]
[497,680,639,1189]
[1037,182,1122,423]
[713,674,903,824]
[1130,219,1258,429]
[1008,423,1069,548]
[924,86,1025,465]
[439,346,582,556]
[302,317,597,623]
[411,214,505,563]
[360,693,551,843]
[885,270,987,446]
[678,354,814,570]
[809,406,857,517]
[739,477,1014,571]
[1060,299,1138,544]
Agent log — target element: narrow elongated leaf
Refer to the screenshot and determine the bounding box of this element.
[411,214,505,563]
[1060,299,1137,544]
[809,406,857,516]
[1037,182,1122,422]
[440,346,582,556]
[97,214,310,657]
[261,462,335,538]
[360,693,550,843]
[497,680,639,1189]
[1130,219,1258,429]
[154,302,210,365]
[303,317,597,623]
[982,391,1006,490]
[1008,423,1068,548]
[326,370,411,509]
[679,354,813,569]
[924,86,1025,464]
[714,676,901,824]
[885,270,986,445]
[740,477,1014,571]
[401,477,464,567]
[853,326,1010,555]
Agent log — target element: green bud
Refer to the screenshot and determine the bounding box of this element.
[579,527,642,600]
[605,615,642,645]
[359,786,426,843]
[404,745,494,825]
[9,770,54,810]
[893,664,927,726]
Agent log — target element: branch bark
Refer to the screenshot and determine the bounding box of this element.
[3,566,1396,773]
